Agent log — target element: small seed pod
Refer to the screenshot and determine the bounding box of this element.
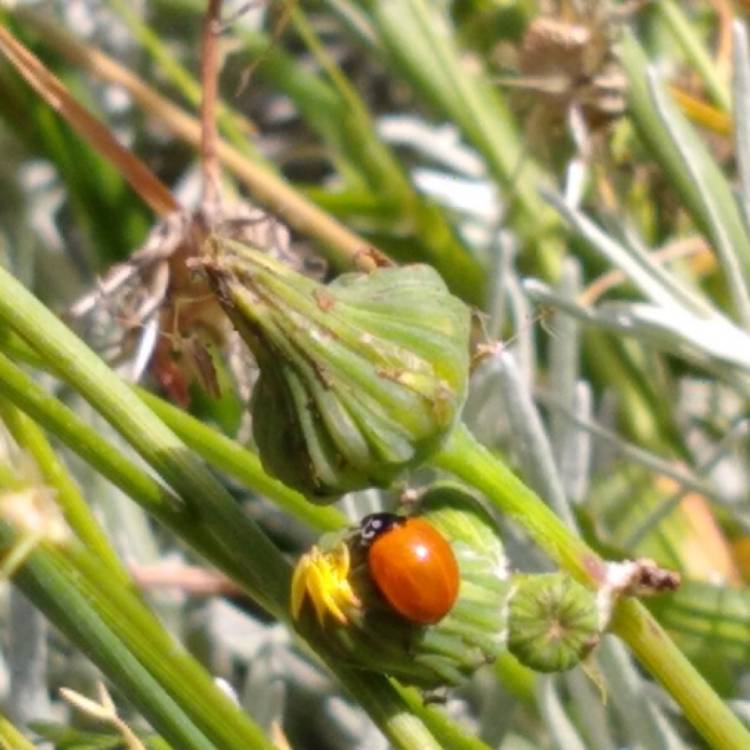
[203,239,471,501]
[291,483,510,688]
[506,572,600,673]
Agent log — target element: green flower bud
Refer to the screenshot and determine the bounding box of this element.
[291,484,510,688]
[203,239,471,501]
[506,572,600,673]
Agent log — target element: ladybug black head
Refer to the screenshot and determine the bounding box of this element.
[358,512,405,546]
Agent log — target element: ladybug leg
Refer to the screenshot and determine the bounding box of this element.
[422,687,449,706]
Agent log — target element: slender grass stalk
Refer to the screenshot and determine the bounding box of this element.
[135,387,347,532]
[2,528,275,750]
[656,0,731,111]
[434,424,750,750]
[0,350,185,521]
[0,262,289,617]
[6,8,386,270]
[0,20,177,217]
[0,714,37,750]
[0,401,128,585]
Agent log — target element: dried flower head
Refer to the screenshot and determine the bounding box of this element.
[69,203,297,405]
[500,0,644,152]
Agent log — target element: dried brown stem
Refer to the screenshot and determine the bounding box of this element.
[200,0,224,214]
[708,0,734,79]
[579,236,711,306]
[129,562,245,596]
[13,9,382,267]
[0,24,178,217]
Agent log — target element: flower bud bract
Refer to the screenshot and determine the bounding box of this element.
[506,572,600,673]
[204,239,471,501]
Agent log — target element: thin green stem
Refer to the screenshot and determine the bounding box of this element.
[435,425,598,582]
[656,0,731,111]
[0,350,201,543]
[395,684,494,750]
[613,599,750,750]
[0,714,37,750]
[0,263,289,617]
[435,423,750,750]
[136,387,347,532]
[332,667,444,750]
[4,528,274,750]
[0,400,128,584]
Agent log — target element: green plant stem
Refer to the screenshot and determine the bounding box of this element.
[0,263,289,617]
[0,714,37,750]
[395,684,494,750]
[0,350,234,570]
[435,425,597,580]
[0,340,346,534]
[135,387,347,532]
[3,529,275,750]
[612,599,750,750]
[434,424,750,750]
[332,667,443,750]
[656,0,731,111]
[0,400,128,584]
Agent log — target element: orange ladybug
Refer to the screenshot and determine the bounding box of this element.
[360,513,460,625]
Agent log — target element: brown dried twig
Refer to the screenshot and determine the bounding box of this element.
[0,24,178,217]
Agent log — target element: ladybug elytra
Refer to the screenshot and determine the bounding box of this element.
[359,512,460,625]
